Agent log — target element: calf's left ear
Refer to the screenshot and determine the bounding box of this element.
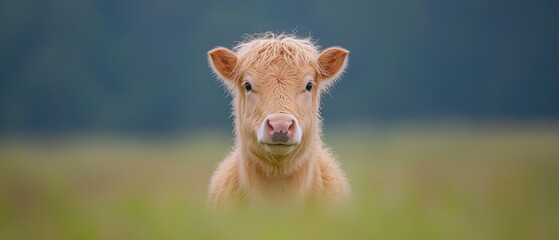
[317,47,349,84]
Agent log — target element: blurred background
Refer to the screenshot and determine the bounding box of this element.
[1,0,558,239]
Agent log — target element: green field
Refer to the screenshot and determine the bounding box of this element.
[1,124,558,239]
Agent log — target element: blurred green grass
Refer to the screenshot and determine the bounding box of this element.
[1,124,558,239]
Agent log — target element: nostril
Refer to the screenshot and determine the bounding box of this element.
[266,119,273,131]
[288,120,295,131]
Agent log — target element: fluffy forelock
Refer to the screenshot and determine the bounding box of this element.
[231,32,323,80]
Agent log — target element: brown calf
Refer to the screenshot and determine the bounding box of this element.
[207,33,350,207]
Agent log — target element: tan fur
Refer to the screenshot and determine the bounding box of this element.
[207,33,350,207]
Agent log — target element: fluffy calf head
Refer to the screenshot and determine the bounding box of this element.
[208,33,348,156]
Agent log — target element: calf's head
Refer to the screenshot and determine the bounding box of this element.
[208,36,348,155]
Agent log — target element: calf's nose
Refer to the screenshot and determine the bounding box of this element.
[264,115,297,143]
[257,113,302,146]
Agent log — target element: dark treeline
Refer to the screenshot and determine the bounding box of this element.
[1,0,558,135]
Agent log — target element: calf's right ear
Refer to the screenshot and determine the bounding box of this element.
[208,47,238,84]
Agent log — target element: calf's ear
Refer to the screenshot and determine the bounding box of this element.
[317,47,349,84]
[208,47,238,84]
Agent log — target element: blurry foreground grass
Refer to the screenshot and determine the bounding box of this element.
[1,123,558,239]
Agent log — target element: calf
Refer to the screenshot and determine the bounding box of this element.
[207,33,350,207]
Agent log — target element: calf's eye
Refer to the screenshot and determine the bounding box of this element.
[244,82,252,92]
[305,82,313,91]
